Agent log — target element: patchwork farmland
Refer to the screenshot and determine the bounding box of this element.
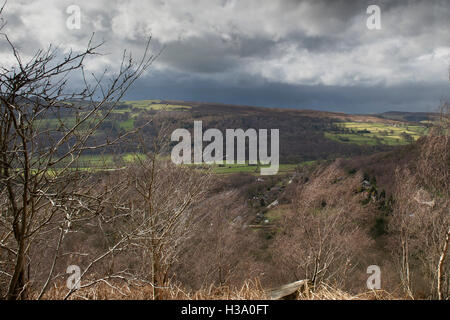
[325,121,428,146]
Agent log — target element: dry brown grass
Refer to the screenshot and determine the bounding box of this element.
[38,278,267,300]
[36,279,403,300]
[298,283,398,300]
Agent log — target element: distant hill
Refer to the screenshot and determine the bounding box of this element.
[377,111,439,123]
[35,99,431,167]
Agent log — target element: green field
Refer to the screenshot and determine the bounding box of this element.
[189,161,316,175]
[63,153,146,169]
[35,117,78,129]
[118,118,135,130]
[105,100,192,130]
[325,122,428,146]
[35,116,134,132]
[65,158,307,175]
[123,100,191,111]
[211,163,297,174]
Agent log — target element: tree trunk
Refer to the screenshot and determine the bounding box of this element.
[437,227,450,300]
[151,251,167,300]
[7,239,27,300]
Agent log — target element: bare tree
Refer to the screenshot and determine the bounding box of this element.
[273,163,372,290]
[0,13,155,298]
[389,103,449,299]
[438,227,450,300]
[110,153,213,299]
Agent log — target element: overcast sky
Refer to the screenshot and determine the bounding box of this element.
[1,0,449,113]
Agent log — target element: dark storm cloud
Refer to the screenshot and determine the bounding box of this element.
[125,68,448,114]
[159,36,241,74]
[1,0,449,113]
[159,34,284,74]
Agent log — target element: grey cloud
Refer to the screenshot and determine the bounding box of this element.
[159,36,240,73]
[125,69,448,113]
[0,0,448,113]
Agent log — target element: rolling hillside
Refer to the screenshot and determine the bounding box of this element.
[37,99,431,171]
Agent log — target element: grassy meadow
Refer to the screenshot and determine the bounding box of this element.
[325,121,428,146]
